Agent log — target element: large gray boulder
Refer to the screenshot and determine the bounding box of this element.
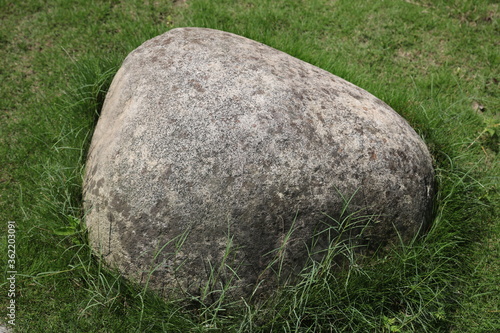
[83,27,435,301]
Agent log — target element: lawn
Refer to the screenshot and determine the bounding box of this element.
[1,0,498,332]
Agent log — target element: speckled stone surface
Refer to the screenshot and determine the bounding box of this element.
[83,27,435,300]
[0,324,13,333]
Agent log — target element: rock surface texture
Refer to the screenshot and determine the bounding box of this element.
[84,27,435,301]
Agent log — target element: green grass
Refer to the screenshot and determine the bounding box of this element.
[1,0,498,332]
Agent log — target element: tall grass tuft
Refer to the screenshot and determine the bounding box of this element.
[228,195,459,333]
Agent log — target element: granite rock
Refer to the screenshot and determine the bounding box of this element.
[83,27,435,301]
